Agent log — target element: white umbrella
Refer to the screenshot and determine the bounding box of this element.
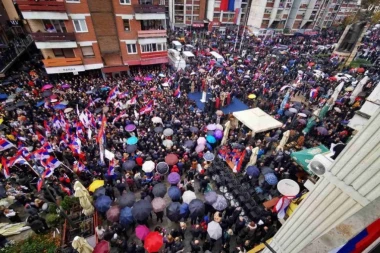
[162,82,169,87]
[163,139,173,148]
[276,130,290,152]
[142,161,155,173]
[207,221,222,240]
[152,116,163,124]
[182,190,196,204]
[163,128,174,136]
[215,124,223,130]
[350,76,370,104]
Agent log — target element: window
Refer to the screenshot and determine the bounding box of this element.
[214,12,220,19]
[81,46,95,57]
[53,48,64,57]
[193,6,200,11]
[66,0,80,2]
[186,16,191,21]
[120,0,131,4]
[141,42,166,53]
[73,19,88,32]
[215,1,221,8]
[53,48,75,58]
[186,6,192,11]
[127,44,137,54]
[265,9,271,14]
[123,20,130,31]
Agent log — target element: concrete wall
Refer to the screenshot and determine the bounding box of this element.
[247,0,266,29]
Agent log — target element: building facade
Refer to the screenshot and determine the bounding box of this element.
[15,0,168,76]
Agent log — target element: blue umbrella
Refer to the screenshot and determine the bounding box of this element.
[180,203,189,216]
[246,166,260,177]
[95,195,112,213]
[237,69,244,73]
[168,186,181,201]
[53,104,67,110]
[206,135,216,144]
[0,94,8,100]
[119,207,134,226]
[264,173,278,186]
[36,101,44,107]
[127,136,138,145]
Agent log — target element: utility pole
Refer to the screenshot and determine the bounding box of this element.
[238,0,254,53]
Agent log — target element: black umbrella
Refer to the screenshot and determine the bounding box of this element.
[119,191,136,208]
[16,101,27,107]
[93,187,106,200]
[166,202,181,222]
[189,199,205,217]
[152,183,166,198]
[132,199,152,221]
[284,110,293,117]
[156,162,169,175]
[122,160,136,171]
[4,105,16,111]
[190,126,199,133]
[42,90,52,97]
[183,140,194,149]
[126,145,138,153]
[154,126,163,133]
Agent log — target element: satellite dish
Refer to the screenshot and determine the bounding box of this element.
[310,160,326,175]
[277,179,300,197]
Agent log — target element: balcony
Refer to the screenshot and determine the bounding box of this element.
[133,4,165,13]
[16,0,68,20]
[31,32,76,42]
[138,30,166,38]
[43,57,83,67]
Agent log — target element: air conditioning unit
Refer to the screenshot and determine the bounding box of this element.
[307,154,333,176]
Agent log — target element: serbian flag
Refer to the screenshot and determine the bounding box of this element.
[108,160,115,176]
[73,161,87,173]
[69,139,82,154]
[220,0,228,11]
[118,91,129,99]
[96,115,107,144]
[337,219,380,253]
[30,148,50,160]
[37,178,43,192]
[41,156,61,170]
[106,86,119,104]
[234,150,246,173]
[41,168,53,178]
[139,100,154,115]
[273,196,294,219]
[42,142,54,153]
[173,86,181,98]
[43,120,51,136]
[36,131,46,144]
[233,8,241,24]
[127,95,137,105]
[0,138,14,152]
[1,157,10,178]
[310,88,318,99]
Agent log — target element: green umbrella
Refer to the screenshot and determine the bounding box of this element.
[291,145,329,174]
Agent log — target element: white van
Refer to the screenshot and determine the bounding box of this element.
[182,51,195,62]
[172,41,182,51]
[210,51,224,63]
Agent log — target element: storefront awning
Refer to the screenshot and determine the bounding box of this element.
[232,108,283,133]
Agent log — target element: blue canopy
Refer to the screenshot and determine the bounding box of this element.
[168,186,181,201]
[119,207,134,226]
[95,195,112,213]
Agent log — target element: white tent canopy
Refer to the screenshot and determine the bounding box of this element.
[233,108,283,133]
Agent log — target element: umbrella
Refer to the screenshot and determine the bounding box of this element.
[93,240,110,253]
[204,191,218,204]
[126,145,137,154]
[284,110,293,117]
[203,151,215,161]
[72,236,94,253]
[298,113,307,118]
[189,199,205,217]
[152,197,166,212]
[152,117,162,124]
[127,136,138,145]
[168,186,181,201]
[214,130,223,140]
[183,140,195,149]
[0,94,8,100]
[93,187,106,199]
[156,162,169,175]
[180,203,189,216]
[132,200,153,221]
[302,109,311,116]
[162,139,174,148]
[345,86,354,92]
[261,166,274,175]
[118,191,136,208]
[135,225,150,240]
[212,194,228,211]
[106,205,121,222]
[317,127,328,135]
[95,195,112,213]
[152,183,166,198]
[64,108,73,113]
[154,126,163,133]
[334,107,342,113]
[163,128,174,136]
[207,124,217,130]
[142,160,155,173]
[168,172,181,184]
[53,104,66,110]
[89,180,105,192]
[206,135,216,144]
[182,190,197,204]
[144,232,163,253]
[122,160,136,171]
[159,73,165,77]
[165,154,178,165]
[190,126,199,133]
[42,90,52,97]
[207,221,222,240]
[59,101,69,105]
[16,101,27,107]
[197,137,206,145]
[195,145,205,153]
[62,84,70,89]
[4,105,16,111]
[166,202,181,222]
[41,84,53,91]
[246,166,260,177]
[119,207,134,225]
[125,124,136,132]
[264,173,278,185]
[248,94,256,99]
[289,108,298,113]
[298,119,307,124]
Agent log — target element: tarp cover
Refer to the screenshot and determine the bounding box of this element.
[233,108,283,133]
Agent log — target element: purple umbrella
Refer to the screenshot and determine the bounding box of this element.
[168,172,180,184]
[135,225,150,240]
[214,130,223,139]
[125,124,136,132]
[317,127,328,135]
[61,84,70,89]
[204,191,218,204]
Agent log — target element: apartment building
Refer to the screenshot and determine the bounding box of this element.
[245,0,359,35]
[15,0,168,76]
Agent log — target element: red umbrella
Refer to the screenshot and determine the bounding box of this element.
[165,154,179,165]
[144,232,163,253]
[93,240,110,253]
[329,76,337,81]
[357,67,365,73]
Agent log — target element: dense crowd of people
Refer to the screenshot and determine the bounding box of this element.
[0,24,378,253]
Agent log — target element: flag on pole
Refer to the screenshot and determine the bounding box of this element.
[173,86,181,98]
[0,138,14,152]
[127,95,138,105]
[37,178,43,192]
[139,100,154,115]
[41,156,61,170]
[106,86,119,104]
[73,161,87,173]
[108,160,115,176]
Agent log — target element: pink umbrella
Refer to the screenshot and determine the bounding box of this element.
[195,145,205,153]
[135,225,150,240]
[150,87,156,91]
[197,137,207,145]
[135,77,141,81]
[144,77,152,81]
[41,84,53,91]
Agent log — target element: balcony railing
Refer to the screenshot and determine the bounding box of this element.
[42,57,83,67]
[137,30,167,38]
[31,32,76,42]
[16,0,66,12]
[133,4,165,13]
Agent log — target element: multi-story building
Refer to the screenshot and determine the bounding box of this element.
[245,0,359,35]
[15,0,168,76]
